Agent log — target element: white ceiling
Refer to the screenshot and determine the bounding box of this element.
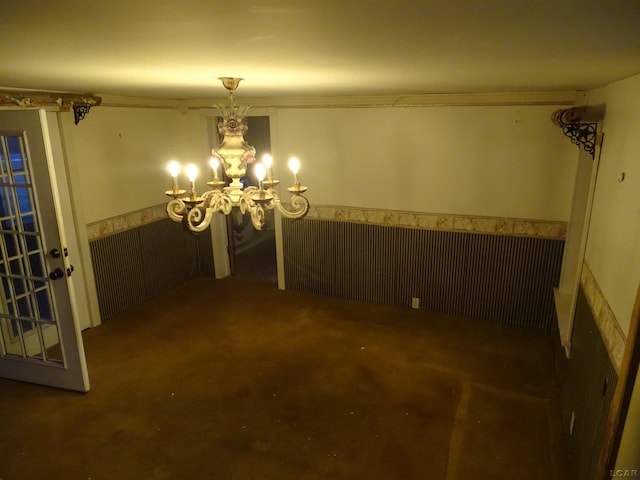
[1,0,639,100]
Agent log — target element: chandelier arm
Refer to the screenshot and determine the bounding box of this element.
[249,205,266,230]
[183,206,214,233]
[206,190,233,215]
[200,189,216,205]
[239,187,259,215]
[262,188,279,210]
[274,195,310,220]
[166,198,188,223]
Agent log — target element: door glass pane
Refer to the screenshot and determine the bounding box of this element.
[35,288,53,321]
[22,215,36,232]
[20,320,42,360]
[43,324,62,363]
[17,296,33,317]
[29,252,45,278]
[9,258,24,276]
[0,190,13,217]
[13,174,27,185]
[2,233,18,257]
[0,317,24,356]
[7,136,25,172]
[12,277,27,296]
[0,142,7,172]
[25,233,39,252]
[15,187,32,213]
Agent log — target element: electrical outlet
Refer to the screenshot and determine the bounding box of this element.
[411,297,420,309]
[569,411,576,435]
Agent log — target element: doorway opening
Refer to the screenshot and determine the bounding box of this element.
[224,115,277,284]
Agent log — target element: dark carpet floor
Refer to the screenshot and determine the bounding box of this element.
[0,242,570,479]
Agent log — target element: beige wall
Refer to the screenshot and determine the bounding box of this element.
[275,105,577,220]
[586,73,640,472]
[70,103,578,226]
[70,106,209,223]
[586,74,640,335]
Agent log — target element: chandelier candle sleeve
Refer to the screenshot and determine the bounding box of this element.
[186,164,198,196]
[165,160,188,198]
[168,160,180,189]
[289,157,300,184]
[262,154,273,181]
[254,162,266,190]
[209,157,220,180]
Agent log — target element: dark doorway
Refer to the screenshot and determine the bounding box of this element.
[227,115,277,284]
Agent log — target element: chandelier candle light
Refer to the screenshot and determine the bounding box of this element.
[164,77,310,233]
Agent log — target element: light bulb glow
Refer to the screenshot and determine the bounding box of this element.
[254,163,266,182]
[288,157,300,174]
[209,156,220,180]
[186,164,198,182]
[262,154,273,169]
[168,160,180,177]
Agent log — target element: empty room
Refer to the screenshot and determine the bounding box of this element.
[0,2,639,479]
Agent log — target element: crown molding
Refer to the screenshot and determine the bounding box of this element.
[0,89,102,123]
[0,89,100,107]
[185,90,580,109]
[98,95,185,109]
[96,91,580,110]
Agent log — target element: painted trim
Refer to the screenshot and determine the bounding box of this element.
[581,262,627,372]
[87,204,568,242]
[306,205,567,240]
[86,204,166,241]
[98,91,579,110]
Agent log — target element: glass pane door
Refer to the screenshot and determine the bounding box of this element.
[0,132,64,364]
[0,110,88,392]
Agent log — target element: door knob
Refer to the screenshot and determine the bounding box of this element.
[49,248,61,258]
[49,268,64,280]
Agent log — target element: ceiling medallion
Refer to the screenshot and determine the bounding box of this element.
[163,78,310,233]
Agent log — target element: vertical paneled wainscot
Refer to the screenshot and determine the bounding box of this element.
[283,212,565,332]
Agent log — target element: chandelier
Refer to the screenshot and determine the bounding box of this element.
[164,77,310,233]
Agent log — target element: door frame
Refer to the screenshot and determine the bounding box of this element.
[201,107,282,283]
[55,111,102,330]
[597,280,640,477]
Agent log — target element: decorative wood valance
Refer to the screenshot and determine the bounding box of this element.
[552,106,604,160]
[0,90,102,124]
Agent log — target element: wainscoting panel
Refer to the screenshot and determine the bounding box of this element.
[283,219,564,332]
[90,228,146,322]
[90,218,214,321]
[554,286,618,480]
[461,233,562,330]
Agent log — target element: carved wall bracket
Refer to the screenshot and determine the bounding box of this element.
[552,106,604,160]
[72,104,93,125]
[0,89,102,124]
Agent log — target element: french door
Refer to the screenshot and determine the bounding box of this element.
[0,110,89,392]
